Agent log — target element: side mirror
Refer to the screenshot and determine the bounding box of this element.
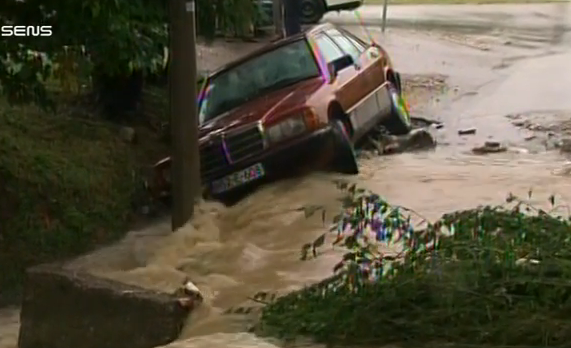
[327,54,354,82]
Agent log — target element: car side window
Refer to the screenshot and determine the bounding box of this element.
[314,34,344,63]
[344,32,367,53]
[326,29,362,62]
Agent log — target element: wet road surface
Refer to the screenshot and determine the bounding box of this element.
[2,3,571,348]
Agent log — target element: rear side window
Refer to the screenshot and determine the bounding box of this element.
[343,30,367,53]
[314,34,344,63]
[326,29,362,62]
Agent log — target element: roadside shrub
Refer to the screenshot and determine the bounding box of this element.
[258,182,571,347]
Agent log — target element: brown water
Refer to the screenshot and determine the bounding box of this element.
[2,150,571,348]
[44,152,571,348]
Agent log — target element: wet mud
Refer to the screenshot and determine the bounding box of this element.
[2,3,570,348]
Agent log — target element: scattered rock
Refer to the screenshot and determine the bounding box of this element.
[524,134,536,141]
[484,141,501,148]
[458,128,477,135]
[119,126,137,143]
[472,141,507,154]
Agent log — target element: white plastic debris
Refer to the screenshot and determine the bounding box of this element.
[182,279,203,301]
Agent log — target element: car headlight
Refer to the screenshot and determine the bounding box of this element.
[266,116,306,143]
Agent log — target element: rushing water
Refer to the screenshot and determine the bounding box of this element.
[3,149,570,348]
[3,10,570,346]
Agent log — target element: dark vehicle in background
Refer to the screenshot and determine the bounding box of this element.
[150,23,411,201]
[256,0,363,27]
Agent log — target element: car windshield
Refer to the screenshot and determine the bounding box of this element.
[198,39,320,123]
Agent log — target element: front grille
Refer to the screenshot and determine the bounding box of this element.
[199,139,227,181]
[225,126,265,162]
[198,126,265,182]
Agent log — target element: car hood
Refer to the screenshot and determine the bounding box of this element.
[198,77,323,140]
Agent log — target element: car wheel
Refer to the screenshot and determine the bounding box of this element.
[382,83,412,135]
[300,0,325,24]
[330,119,359,174]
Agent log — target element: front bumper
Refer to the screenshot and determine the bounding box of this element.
[149,126,334,202]
[207,126,333,195]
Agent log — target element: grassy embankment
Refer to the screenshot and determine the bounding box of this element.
[0,96,165,304]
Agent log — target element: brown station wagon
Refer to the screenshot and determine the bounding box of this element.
[151,23,411,199]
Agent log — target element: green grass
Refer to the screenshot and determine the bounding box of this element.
[0,99,150,302]
[258,185,571,347]
[365,0,566,4]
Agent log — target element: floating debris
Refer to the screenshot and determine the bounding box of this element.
[458,128,477,135]
[472,141,507,154]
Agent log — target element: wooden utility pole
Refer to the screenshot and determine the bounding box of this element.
[273,0,284,37]
[169,0,201,231]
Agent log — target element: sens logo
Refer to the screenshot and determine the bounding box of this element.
[1,26,52,37]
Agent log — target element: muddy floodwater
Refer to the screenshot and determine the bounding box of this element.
[1,3,570,348]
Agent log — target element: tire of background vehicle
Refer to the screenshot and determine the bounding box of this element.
[300,0,326,24]
[382,83,412,135]
[330,120,359,174]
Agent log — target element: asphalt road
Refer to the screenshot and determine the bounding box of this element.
[330,2,571,150]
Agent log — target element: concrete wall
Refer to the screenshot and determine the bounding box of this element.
[18,263,190,348]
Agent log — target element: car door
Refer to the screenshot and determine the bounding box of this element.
[312,32,366,126]
[343,29,393,117]
[341,29,387,93]
[325,28,383,136]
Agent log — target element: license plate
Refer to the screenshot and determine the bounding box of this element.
[211,163,265,194]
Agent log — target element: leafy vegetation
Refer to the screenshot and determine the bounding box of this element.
[0,0,263,301]
[0,100,147,299]
[258,181,571,347]
[0,0,262,110]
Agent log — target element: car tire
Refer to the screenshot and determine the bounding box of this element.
[300,0,325,24]
[330,119,359,174]
[382,83,412,135]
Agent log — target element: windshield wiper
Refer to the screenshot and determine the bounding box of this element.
[257,75,318,95]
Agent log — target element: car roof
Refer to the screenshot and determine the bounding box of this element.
[205,23,338,79]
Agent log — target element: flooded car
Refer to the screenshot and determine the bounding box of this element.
[152,23,411,199]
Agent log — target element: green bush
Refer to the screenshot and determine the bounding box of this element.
[0,101,139,292]
[259,182,571,347]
